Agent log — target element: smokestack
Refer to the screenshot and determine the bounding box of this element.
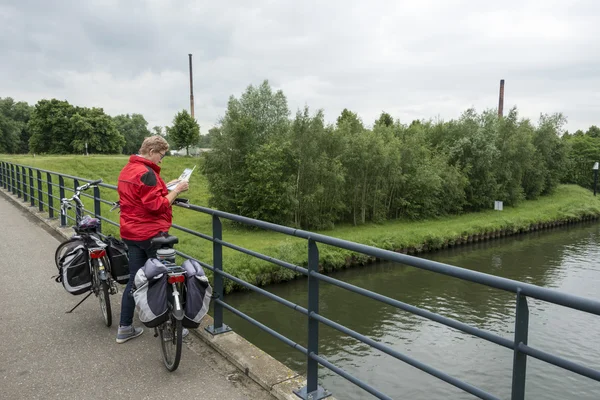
[498,79,505,118]
[189,54,195,119]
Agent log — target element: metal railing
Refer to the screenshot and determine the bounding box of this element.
[1,160,599,400]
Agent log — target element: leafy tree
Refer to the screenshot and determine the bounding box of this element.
[204,80,290,221]
[113,114,151,154]
[168,110,200,155]
[0,97,32,154]
[70,107,125,154]
[336,108,364,134]
[28,100,124,154]
[28,99,77,154]
[586,125,600,138]
[152,126,162,136]
[375,111,394,128]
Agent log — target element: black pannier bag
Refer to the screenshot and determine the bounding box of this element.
[181,259,212,328]
[55,239,92,295]
[133,258,169,328]
[106,236,130,284]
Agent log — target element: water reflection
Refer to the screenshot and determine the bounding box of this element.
[223,222,600,399]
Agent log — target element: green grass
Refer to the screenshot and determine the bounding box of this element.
[3,154,600,293]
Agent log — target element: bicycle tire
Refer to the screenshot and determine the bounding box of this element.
[99,280,112,327]
[54,238,79,268]
[159,316,182,371]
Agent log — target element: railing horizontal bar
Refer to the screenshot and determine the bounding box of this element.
[217,238,309,276]
[171,223,214,242]
[311,271,513,349]
[98,198,117,206]
[310,313,500,400]
[178,202,600,316]
[216,299,308,355]
[309,352,393,400]
[518,343,600,381]
[96,215,120,227]
[2,163,115,188]
[173,251,215,272]
[80,192,95,200]
[218,269,309,316]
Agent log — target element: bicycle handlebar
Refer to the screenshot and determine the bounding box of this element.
[60,178,104,216]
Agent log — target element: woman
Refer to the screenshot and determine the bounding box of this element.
[115,135,188,343]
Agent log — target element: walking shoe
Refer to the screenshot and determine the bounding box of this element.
[116,325,143,343]
[183,328,189,338]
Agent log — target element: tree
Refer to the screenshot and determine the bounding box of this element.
[204,80,291,221]
[375,111,394,128]
[152,126,162,136]
[0,97,32,154]
[28,99,77,154]
[70,107,125,154]
[336,108,364,134]
[168,110,200,155]
[28,100,124,154]
[586,125,600,138]
[113,113,151,154]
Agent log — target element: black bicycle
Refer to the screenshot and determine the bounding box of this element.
[149,234,187,371]
[54,179,118,327]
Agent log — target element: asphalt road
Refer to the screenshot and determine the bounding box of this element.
[0,196,273,400]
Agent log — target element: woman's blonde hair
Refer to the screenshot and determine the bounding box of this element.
[139,135,169,156]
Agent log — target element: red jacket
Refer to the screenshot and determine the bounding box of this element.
[117,155,172,241]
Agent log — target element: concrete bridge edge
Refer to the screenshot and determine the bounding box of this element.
[0,187,319,400]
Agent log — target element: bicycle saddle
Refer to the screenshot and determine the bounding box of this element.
[151,234,179,248]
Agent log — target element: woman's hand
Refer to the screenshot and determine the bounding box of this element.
[174,181,189,193]
[167,179,180,186]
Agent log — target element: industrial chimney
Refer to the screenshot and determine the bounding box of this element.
[498,79,505,118]
[189,54,195,119]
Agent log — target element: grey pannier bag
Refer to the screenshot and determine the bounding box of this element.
[181,259,212,328]
[133,258,169,328]
[55,239,92,295]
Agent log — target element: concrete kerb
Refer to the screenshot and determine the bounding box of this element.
[0,187,316,400]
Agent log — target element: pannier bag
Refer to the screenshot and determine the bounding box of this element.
[133,258,169,328]
[55,239,92,295]
[180,259,212,328]
[106,236,130,284]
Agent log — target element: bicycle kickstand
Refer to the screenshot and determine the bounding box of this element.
[65,292,93,314]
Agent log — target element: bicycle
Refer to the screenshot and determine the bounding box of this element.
[148,233,187,372]
[54,179,118,327]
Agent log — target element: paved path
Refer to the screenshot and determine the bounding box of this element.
[0,195,273,400]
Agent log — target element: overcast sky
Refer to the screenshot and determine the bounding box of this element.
[1,0,599,133]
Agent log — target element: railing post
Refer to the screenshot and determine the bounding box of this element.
[36,170,43,212]
[29,168,35,207]
[511,290,529,400]
[295,239,330,400]
[93,185,101,233]
[22,167,28,202]
[16,164,22,198]
[59,175,66,226]
[206,215,231,335]
[73,179,82,223]
[47,173,54,219]
[11,164,16,194]
[0,162,4,188]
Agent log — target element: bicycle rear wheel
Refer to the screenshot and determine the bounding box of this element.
[159,316,182,371]
[99,280,112,327]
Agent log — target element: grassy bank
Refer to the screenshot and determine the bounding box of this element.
[3,154,600,293]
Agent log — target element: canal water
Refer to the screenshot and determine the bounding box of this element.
[223,222,600,399]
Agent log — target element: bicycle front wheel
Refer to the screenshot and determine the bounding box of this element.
[159,316,182,371]
[99,280,112,327]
